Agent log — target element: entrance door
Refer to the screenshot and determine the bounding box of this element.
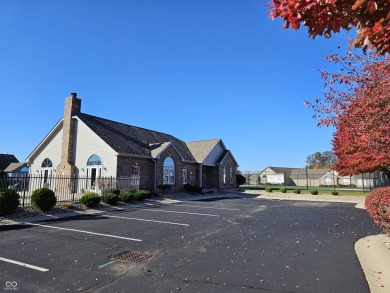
[91,168,97,187]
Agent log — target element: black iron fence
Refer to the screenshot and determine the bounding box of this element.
[240,170,389,192]
[0,174,140,207]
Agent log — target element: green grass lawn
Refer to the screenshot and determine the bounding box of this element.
[242,185,368,196]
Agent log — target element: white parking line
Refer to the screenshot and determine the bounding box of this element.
[131,206,219,217]
[176,204,239,211]
[0,257,49,272]
[25,223,142,242]
[101,214,190,226]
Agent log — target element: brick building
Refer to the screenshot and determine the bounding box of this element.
[26,93,238,193]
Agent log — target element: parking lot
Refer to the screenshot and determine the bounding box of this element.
[0,196,380,292]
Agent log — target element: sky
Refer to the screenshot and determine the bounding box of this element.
[0,0,355,171]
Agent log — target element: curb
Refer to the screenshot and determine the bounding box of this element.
[355,234,390,293]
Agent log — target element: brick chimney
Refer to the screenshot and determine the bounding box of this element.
[56,93,81,176]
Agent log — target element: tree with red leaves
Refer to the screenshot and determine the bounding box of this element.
[332,89,390,177]
[267,0,390,55]
[308,51,390,176]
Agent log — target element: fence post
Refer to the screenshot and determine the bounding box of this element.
[21,173,27,207]
[72,175,76,202]
[305,166,308,190]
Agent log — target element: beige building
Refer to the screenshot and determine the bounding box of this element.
[26,93,239,194]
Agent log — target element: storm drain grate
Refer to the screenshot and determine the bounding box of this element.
[110,251,154,263]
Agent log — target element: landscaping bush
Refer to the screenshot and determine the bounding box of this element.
[101,193,120,205]
[0,188,20,216]
[265,187,273,193]
[119,191,134,203]
[279,188,287,193]
[136,189,152,199]
[112,189,120,195]
[192,186,202,194]
[134,192,145,201]
[293,189,301,194]
[80,192,101,208]
[236,174,246,186]
[184,184,194,193]
[31,188,57,212]
[310,190,319,195]
[331,191,339,196]
[365,187,390,236]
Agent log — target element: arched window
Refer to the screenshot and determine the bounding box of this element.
[41,158,53,168]
[86,154,102,188]
[163,157,175,185]
[87,154,102,166]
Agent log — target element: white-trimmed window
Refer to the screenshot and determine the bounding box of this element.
[163,157,175,185]
[182,168,188,184]
[230,167,233,184]
[223,167,227,184]
[131,165,140,185]
[41,158,53,186]
[86,154,102,188]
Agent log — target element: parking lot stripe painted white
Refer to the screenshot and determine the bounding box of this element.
[101,214,190,226]
[0,257,49,272]
[176,204,239,211]
[131,206,219,217]
[25,223,142,242]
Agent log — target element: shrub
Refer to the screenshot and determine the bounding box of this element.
[80,192,101,208]
[101,193,120,205]
[293,189,301,194]
[119,191,134,203]
[192,186,202,194]
[112,189,120,195]
[0,188,20,216]
[137,189,152,199]
[265,187,273,193]
[184,184,193,193]
[279,188,287,193]
[331,191,339,196]
[310,190,319,195]
[365,187,390,236]
[31,188,57,212]
[134,192,145,201]
[236,174,246,186]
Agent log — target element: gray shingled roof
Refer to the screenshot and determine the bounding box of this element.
[3,162,28,173]
[77,113,196,162]
[185,139,220,163]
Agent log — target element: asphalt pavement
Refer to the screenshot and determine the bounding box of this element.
[0,192,386,292]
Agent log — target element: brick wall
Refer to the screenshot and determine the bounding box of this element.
[116,156,155,191]
[156,145,198,193]
[219,153,237,190]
